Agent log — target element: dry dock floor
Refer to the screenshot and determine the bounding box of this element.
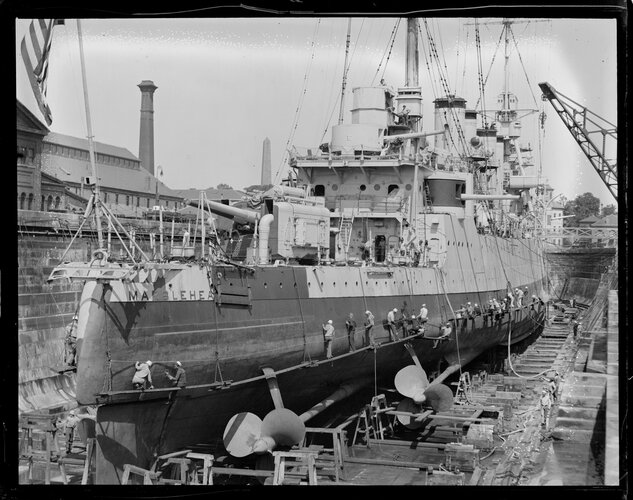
[19,305,618,486]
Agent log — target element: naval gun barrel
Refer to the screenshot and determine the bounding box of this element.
[382,126,448,143]
[460,194,521,201]
[187,199,260,224]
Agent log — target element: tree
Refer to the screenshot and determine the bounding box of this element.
[562,192,601,226]
[601,204,617,217]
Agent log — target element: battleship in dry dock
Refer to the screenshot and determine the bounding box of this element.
[49,18,549,483]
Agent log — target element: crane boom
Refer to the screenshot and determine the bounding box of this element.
[538,81,617,201]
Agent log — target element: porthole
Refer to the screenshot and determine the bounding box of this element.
[405,184,412,191]
[374,184,381,191]
[332,184,339,191]
[360,185,367,191]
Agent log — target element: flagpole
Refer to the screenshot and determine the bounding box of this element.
[76,19,104,250]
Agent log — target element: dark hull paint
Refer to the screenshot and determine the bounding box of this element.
[91,303,543,483]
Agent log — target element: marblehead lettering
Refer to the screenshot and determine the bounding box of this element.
[126,286,214,302]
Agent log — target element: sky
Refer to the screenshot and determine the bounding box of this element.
[15,16,618,207]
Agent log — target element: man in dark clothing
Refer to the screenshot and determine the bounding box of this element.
[345,313,357,351]
[165,361,187,387]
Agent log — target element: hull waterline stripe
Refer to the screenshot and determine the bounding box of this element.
[153,320,304,336]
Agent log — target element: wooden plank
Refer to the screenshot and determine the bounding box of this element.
[366,438,446,449]
[211,467,273,478]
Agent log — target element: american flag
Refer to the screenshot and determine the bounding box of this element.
[20,19,64,126]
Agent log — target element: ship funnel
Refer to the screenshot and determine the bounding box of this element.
[223,408,305,457]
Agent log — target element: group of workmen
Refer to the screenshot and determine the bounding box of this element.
[321,303,433,359]
[131,360,187,391]
[321,286,545,360]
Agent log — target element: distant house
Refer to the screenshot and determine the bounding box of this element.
[591,214,618,228]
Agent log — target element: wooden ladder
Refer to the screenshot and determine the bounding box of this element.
[272,449,318,485]
[352,405,375,445]
[370,394,393,439]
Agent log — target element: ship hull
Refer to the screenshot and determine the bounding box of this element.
[67,222,548,483]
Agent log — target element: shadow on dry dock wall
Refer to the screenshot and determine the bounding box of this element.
[589,392,607,482]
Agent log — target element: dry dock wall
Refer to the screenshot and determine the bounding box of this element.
[18,236,89,413]
[544,248,616,305]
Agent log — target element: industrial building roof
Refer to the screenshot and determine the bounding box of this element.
[42,153,181,199]
[44,131,139,162]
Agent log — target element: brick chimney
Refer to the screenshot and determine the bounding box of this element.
[138,80,157,175]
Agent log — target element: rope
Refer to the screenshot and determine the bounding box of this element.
[292,266,311,363]
[435,266,463,379]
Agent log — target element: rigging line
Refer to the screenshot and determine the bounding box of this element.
[420,21,468,154]
[419,23,440,100]
[474,27,505,110]
[378,19,401,84]
[436,266,463,379]
[474,21,488,128]
[433,18,453,93]
[455,18,461,94]
[509,29,539,110]
[274,19,321,184]
[346,18,366,81]
[460,22,469,97]
[291,266,311,363]
[372,19,401,85]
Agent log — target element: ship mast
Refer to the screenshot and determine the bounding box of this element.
[338,18,352,125]
[77,19,104,249]
[405,18,421,230]
[405,18,419,89]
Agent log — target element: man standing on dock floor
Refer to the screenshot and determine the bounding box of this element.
[62,411,80,454]
[322,320,335,359]
[539,388,552,430]
[345,313,357,351]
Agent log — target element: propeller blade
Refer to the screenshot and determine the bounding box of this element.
[223,412,262,458]
[395,398,425,430]
[394,364,429,403]
[423,384,454,412]
[261,408,306,447]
